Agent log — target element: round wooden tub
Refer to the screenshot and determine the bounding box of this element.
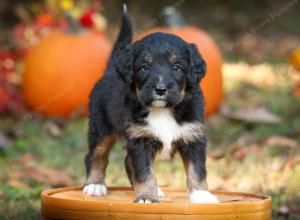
[41,186,271,220]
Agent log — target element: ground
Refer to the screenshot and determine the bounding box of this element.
[0,60,299,220]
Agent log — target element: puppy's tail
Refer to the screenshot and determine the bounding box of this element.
[108,4,133,65]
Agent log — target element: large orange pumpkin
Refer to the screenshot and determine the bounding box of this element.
[22,30,110,117]
[135,8,223,117]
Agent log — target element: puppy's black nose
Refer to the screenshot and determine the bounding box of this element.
[154,85,167,96]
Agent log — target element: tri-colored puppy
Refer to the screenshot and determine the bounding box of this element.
[83,6,219,204]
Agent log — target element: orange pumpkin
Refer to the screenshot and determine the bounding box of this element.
[135,8,223,117]
[289,47,300,70]
[22,30,111,117]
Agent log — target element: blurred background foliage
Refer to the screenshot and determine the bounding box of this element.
[0,0,300,219]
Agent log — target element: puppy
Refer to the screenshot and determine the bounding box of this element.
[83,6,219,204]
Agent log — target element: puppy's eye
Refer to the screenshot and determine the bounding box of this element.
[172,64,181,72]
[141,64,150,72]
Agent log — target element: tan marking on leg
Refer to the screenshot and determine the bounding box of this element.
[186,162,208,192]
[86,135,116,184]
[186,163,219,203]
[134,174,159,201]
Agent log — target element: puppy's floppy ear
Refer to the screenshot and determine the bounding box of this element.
[116,45,134,83]
[187,43,206,85]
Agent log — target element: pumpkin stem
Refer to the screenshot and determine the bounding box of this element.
[65,12,82,34]
[162,7,186,28]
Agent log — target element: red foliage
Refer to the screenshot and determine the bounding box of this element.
[35,12,56,27]
[80,9,95,27]
[0,50,24,113]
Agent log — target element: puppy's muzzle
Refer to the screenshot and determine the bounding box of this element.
[154,84,167,96]
[151,83,168,107]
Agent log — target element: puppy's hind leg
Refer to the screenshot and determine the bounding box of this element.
[84,126,116,196]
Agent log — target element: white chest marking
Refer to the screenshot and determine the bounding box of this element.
[127,108,205,156]
[146,108,179,153]
[146,108,204,156]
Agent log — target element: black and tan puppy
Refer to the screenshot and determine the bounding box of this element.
[83,6,219,203]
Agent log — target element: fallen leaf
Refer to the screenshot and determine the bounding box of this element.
[278,205,289,215]
[285,161,293,169]
[264,136,298,148]
[9,166,75,187]
[290,208,300,217]
[208,148,227,160]
[16,154,34,164]
[234,149,248,159]
[45,121,62,138]
[208,133,257,160]
[290,155,300,166]
[221,105,282,124]
[8,179,30,190]
[249,144,261,152]
[234,133,255,147]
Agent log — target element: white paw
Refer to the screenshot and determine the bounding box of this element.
[83,184,107,196]
[137,198,152,203]
[157,187,165,197]
[189,190,219,203]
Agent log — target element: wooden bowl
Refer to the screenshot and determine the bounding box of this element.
[41,186,271,220]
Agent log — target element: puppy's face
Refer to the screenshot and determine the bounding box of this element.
[133,44,187,108]
[116,33,206,108]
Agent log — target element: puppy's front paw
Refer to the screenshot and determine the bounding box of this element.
[137,198,152,203]
[157,187,165,197]
[189,190,219,203]
[134,196,159,203]
[83,183,107,196]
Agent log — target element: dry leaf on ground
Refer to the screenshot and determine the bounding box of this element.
[16,154,34,164]
[8,179,30,190]
[264,136,298,148]
[45,121,62,138]
[9,166,75,187]
[221,105,282,124]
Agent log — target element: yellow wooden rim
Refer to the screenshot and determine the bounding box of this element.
[41,186,272,216]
